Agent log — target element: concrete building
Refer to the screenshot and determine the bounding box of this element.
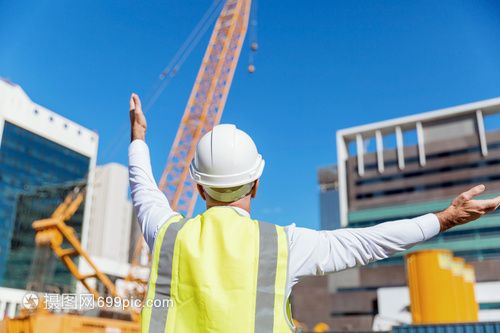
[293,97,500,330]
[0,77,98,290]
[76,163,139,296]
[317,165,341,230]
[86,163,134,264]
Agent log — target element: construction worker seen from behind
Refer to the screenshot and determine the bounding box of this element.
[128,93,500,333]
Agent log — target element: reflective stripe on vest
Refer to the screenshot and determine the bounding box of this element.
[141,207,292,332]
[146,216,189,332]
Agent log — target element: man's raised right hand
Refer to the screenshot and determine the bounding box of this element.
[129,93,147,142]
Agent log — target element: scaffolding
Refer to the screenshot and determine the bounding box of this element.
[5,180,86,293]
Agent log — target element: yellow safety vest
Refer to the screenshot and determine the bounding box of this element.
[141,207,293,332]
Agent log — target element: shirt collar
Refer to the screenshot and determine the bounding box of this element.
[213,206,250,218]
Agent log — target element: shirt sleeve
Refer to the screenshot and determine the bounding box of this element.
[128,139,179,251]
[286,213,440,286]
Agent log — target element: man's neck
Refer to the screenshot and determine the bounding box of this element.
[206,197,251,215]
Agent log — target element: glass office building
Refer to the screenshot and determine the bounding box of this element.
[0,78,98,290]
[0,122,89,289]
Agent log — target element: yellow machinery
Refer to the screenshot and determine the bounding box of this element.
[1,186,141,332]
[1,307,140,333]
[0,0,252,332]
[406,249,458,324]
[406,250,480,324]
[312,322,329,332]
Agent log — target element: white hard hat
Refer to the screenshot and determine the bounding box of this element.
[189,124,265,188]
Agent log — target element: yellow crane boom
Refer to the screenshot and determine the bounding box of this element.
[31,186,122,305]
[158,0,252,217]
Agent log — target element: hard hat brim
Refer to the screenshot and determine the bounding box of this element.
[189,156,265,188]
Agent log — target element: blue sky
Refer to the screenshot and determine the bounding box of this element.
[1,0,500,229]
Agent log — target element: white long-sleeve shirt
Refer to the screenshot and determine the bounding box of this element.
[129,139,440,298]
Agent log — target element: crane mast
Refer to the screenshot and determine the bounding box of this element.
[158,0,251,217]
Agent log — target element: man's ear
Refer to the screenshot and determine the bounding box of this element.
[197,184,207,201]
[251,179,259,199]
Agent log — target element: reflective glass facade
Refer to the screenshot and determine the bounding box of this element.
[0,121,89,288]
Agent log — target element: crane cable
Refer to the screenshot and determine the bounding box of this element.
[48,0,226,246]
[248,0,258,73]
[98,0,225,165]
[142,0,225,112]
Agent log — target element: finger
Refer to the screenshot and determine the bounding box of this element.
[132,93,142,112]
[462,184,485,201]
[129,93,136,111]
[481,196,500,211]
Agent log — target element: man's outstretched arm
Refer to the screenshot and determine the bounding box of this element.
[288,185,500,283]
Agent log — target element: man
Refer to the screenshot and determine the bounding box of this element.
[128,93,500,333]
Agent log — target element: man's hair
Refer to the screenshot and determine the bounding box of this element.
[202,181,255,203]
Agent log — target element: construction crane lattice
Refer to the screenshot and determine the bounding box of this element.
[158,0,251,217]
